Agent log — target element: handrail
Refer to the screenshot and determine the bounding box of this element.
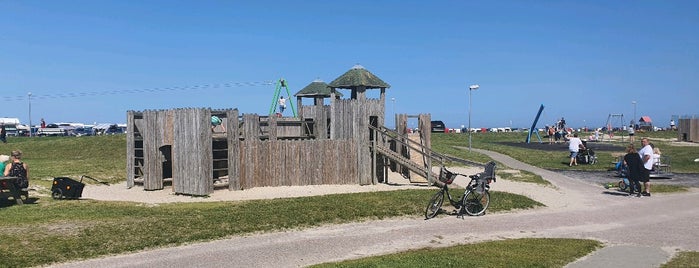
[369,125,449,165]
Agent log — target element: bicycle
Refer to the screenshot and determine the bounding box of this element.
[425,161,496,219]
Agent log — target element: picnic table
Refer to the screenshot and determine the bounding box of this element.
[0,176,28,205]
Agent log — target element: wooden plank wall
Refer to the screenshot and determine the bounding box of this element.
[301,105,330,139]
[329,98,384,185]
[395,114,408,175]
[264,116,311,138]
[226,109,241,190]
[127,99,385,194]
[142,110,167,190]
[172,108,213,196]
[126,111,135,188]
[678,118,699,142]
[332,98,384,138]
[242,114,260,140]
[238,140,359,189]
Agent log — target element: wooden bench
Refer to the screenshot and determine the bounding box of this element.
[0,176,28,205]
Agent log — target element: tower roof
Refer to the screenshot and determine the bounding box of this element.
[328,65,391,89]
[294,79,343,98]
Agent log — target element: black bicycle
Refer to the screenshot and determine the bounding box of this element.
[425,161,496,219]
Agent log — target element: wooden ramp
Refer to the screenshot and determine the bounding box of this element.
[406,133,428,183]
[371,125,442,184]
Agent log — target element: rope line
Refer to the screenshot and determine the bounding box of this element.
[2,80,275,102]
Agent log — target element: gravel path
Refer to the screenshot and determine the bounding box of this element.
[48,150,699,268]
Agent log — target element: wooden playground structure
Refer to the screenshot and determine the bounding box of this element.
[126,65,450,196]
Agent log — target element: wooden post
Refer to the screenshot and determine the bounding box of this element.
[227,109,241,190]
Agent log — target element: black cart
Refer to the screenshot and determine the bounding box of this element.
[51,177,85,199]
[51,175,109,200]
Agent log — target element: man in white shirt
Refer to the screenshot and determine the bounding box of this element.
[638,137,654,196]
[568,133,585,167]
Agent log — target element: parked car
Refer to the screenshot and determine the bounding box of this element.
[430,121,446,133]
[74,127,94,137]
[104,124,124,135]
[37,124,68,136]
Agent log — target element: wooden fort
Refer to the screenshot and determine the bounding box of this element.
[126,65,438,196]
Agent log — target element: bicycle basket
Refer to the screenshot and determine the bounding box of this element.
[439,167,457,184]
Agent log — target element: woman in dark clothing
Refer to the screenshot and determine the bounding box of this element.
[623,144,643,197]
[0,124,6,143]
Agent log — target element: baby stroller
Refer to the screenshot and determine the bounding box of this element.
[574,141,596,165]
[576,148,597,164]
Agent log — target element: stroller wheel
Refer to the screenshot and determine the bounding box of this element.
[52,189,63,200]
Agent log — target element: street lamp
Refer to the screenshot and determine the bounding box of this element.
[28,92,32,137]
[468,84,480,152]
[632,101,637,129]
[391,97,396,129]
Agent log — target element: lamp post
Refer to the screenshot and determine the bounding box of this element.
[28,92,32,137]
[391,97,395,128]
[468,84,479,152]
[632,101,637,129]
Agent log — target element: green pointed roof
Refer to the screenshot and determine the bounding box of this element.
[328,65,391,89]
[294,79,343,98]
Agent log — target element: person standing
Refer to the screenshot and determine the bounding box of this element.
[278,96,287,115]
[628,123,635,143]
[40,118,46,128]
[568,133,584,167]
[0,124,6,143]
[547,126,555,144]
[638,138,653,196]
[623,144,643,197]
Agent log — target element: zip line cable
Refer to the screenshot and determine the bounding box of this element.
[1,80,275,102]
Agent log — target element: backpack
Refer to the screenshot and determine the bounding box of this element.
[9,162,28,189]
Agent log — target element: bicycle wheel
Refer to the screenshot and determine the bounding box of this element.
[462,190,490,216]
[425,190,445,219]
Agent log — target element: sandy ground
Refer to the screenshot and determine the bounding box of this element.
[79,167,479,203]
[78,166,572,211]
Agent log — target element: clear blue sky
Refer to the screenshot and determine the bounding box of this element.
[2,1,697,129]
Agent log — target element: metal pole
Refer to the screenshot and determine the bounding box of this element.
[468,89,472,152]
[28,92,32,137]
[467,84,479,152]
[632,101,637,129]
[391,97,395,128]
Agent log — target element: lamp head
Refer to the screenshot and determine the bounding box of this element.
[469,84,480,90]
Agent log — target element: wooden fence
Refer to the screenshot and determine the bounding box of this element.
[236,139,359,189]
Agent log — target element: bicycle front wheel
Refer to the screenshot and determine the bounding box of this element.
[462,190,490,216]
[425,190,445,219]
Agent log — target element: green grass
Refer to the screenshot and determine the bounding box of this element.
[662,252,699,268]
[497,169,552,186]
[2,135,126,187]
[0,189,541,267]
[312,238,602,268]
[432,131,699,173]
[603,183,690,193]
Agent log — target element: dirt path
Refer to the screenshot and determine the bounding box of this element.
[49,150,699,268]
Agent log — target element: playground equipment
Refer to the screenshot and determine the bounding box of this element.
[526,104,545,143]
[126,65,449,196]
[605,113,625,141]
[268,78,297,117]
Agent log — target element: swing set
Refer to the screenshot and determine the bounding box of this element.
[604,113,625,142]
[268,78,297,117]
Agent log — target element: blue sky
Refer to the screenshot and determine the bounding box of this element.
[2,1,697,129]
